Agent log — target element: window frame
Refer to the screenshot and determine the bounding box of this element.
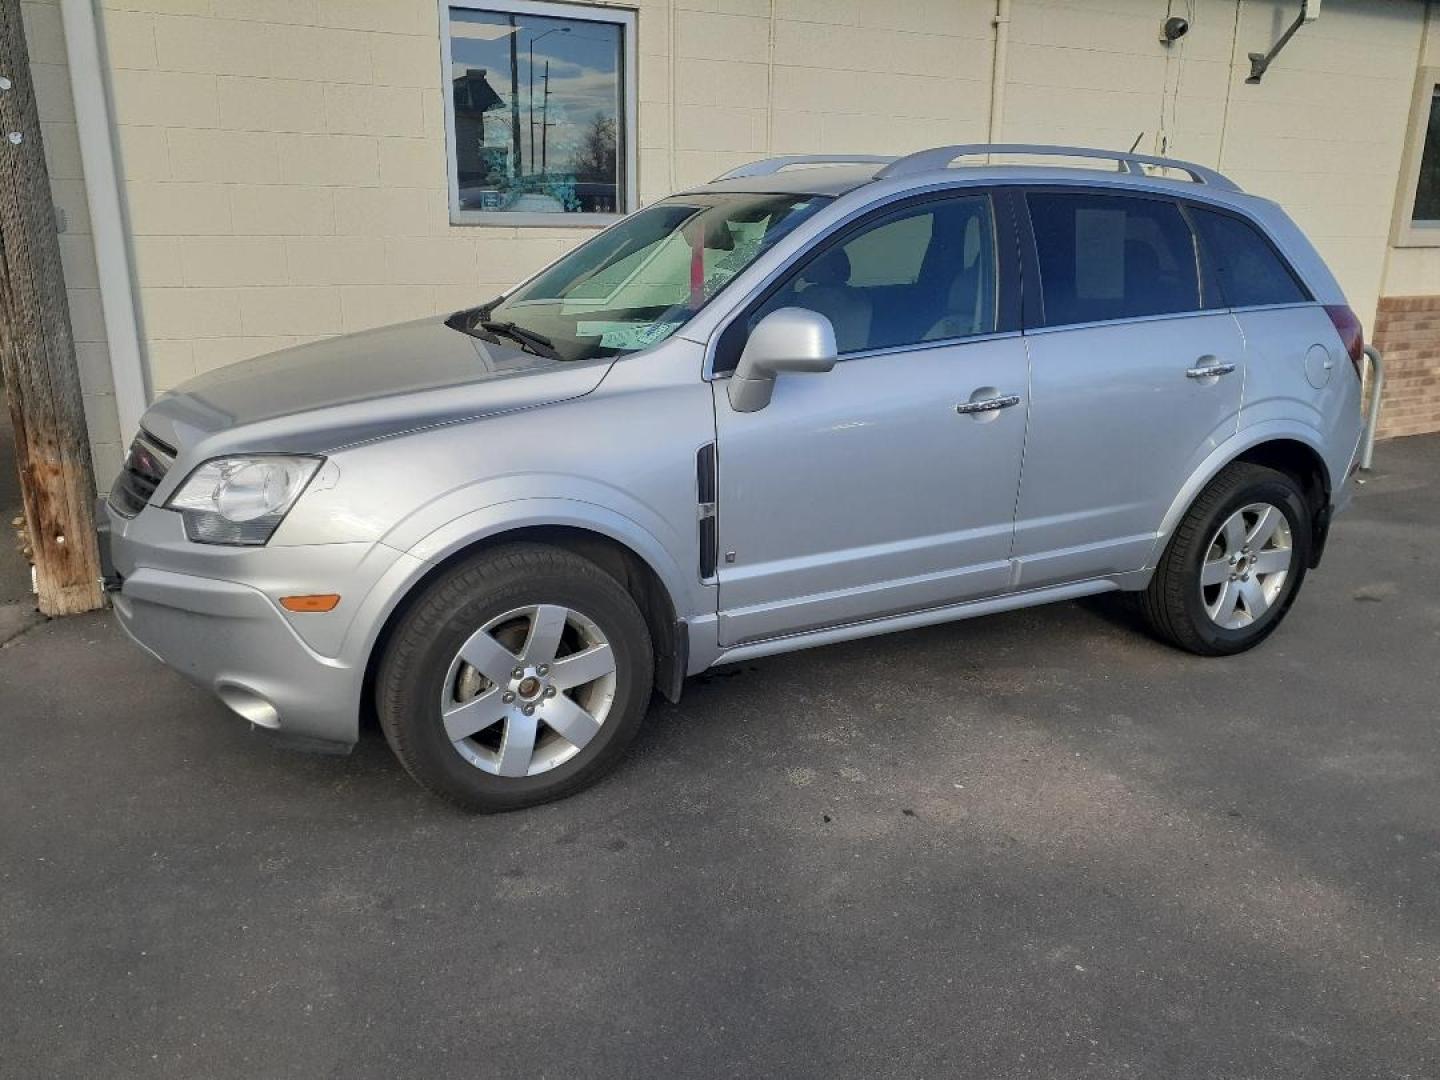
[709,187,1023,376]
[1014,184,1314,332]
[1392,66,1440,247]
[439,0,639,228]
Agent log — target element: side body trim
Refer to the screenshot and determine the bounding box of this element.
[708,576,1130,667]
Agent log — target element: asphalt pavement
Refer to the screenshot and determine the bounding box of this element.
[2,435,1438,1079]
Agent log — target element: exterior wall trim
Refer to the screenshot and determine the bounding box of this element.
[1390,64,1440,249]
[59,0,147,440]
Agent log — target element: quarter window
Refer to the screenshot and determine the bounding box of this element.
[1028,192,1201,326]
[743,195,999,357]
[443,1,636,224]
[1189,207,1309,308]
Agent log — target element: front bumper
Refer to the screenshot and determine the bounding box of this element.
[99,498,422,749]
[111,568,362,747]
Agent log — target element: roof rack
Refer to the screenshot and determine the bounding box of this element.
[875,143,1240,191]
[713,155,895,181]
[712,144,1241,192]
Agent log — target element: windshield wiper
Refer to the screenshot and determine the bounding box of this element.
[477,320,560,360]
[444,296,503,334]
[445,303,560,360]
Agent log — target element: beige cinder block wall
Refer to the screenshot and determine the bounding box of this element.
[19,0,124,482]
[94,0,1004,401]
[65,0,1438,436]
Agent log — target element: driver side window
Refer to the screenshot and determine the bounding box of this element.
[737,194,999,360]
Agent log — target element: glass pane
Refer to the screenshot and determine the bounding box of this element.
[1414,90,1440,224]
[475,193,832,360]
[1190,207,1307,308]
[1028,192,1200,325]
[449,7,625,215]
[748,196,997,355]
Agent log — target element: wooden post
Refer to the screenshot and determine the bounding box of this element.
[0,0,104,616]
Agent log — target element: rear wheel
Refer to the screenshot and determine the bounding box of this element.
[1140,463,1312,656]
[377,544,653,811]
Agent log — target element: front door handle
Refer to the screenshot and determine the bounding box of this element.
[955,394,1021,415]
[1186,361,1237,379]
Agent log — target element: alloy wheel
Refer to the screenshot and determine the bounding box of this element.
[440,604,617,777]
[1199,501,1294,630]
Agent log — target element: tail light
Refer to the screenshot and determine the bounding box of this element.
[1324,304,1365,379]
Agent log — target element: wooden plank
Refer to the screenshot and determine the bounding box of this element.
[0,0,103,616]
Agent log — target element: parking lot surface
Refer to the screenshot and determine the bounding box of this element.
[3,436,1438,1079]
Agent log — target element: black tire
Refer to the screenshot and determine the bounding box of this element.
[377,543,654,812]
[1140,462,1312,656]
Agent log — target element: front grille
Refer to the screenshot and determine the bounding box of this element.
[108,431,175,518]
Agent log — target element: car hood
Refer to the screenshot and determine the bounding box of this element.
[139,317,613,455]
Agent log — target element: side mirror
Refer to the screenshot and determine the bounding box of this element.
[726,307,838,413]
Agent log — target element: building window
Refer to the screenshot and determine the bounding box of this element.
[1393,68,1440,247]
[442,0,637,226]
[1414,89,1440,226]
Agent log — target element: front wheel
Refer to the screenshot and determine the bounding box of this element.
[1140,463,1312,656]
[377,544,654,811]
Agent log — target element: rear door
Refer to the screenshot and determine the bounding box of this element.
[1187,204,1363,459]
[1011,188,1248,587]
[711,190,1030,645]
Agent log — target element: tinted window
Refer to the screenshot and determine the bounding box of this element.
[745,195,997,356]
[1189,207,1308,308]
[1028,192,1200,326]
[1412,88,1440,223]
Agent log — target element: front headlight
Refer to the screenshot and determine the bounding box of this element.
[166,456,323,545]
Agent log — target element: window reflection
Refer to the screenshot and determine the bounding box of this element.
[449,6,627,216]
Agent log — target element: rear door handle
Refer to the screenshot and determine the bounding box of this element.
[1186,361,1236,379]
[955,394,1021,415]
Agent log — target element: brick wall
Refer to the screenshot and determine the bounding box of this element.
[1371,296,1440,439]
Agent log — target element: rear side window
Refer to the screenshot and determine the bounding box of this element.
[1028,192,1200,326]
[1188,207,1309,308]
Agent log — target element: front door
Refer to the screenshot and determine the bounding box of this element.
[712,191,1030,646]
[1011,189,1247,587]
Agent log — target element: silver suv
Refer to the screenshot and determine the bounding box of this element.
[101,144,1367,810]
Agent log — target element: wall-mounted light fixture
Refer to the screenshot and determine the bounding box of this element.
[1247,0,1322,83]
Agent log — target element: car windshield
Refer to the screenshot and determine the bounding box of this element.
[453,192,833,362]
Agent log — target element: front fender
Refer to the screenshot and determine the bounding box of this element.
[328,488,707,716]
[412,497,694,611]
[1146,420,1332,568]
[395,485,701,624]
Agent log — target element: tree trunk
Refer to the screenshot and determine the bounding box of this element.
[0,0,104,616]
